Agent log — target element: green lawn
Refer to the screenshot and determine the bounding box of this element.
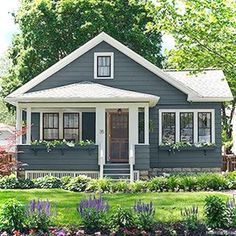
[0,189,230,225]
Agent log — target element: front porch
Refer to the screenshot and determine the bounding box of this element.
[16,102,152,181]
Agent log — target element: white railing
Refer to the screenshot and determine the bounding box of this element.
[25,170,99,180]
[99,145,105,179]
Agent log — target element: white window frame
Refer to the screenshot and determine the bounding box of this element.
[94,52,114,79]
[159,109,215,145]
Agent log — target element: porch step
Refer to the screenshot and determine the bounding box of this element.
[103,163,130,180]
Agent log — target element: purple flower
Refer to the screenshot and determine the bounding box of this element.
[55,229,66,236]
[27,199,52,217]
[77,194,109,216]
[133,200,155,215]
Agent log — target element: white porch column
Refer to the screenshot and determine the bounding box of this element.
[26,106,31,145]
[144,105,149,144]
[129,105,139,182]
[96,105,106,179]
[16,104,22,145]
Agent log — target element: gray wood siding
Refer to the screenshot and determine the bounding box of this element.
[17,145,99,171]
[135,145,150,170]
[25,41,222,170]
[150,103,222,168]
[31,113,40,141]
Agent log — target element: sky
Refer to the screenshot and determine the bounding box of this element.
[0,0,175,57]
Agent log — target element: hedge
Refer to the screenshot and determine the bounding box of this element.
[1,171,236,192]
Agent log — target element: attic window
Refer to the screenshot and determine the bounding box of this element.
[94,52,114,79]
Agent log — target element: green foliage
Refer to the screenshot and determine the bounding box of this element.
[181,206,199,231]
[60,176,72,188]
[2,0,162,98]
[147,177,168,192]
[0,175,19,189]
[0,98,15,125]
[112,180,129,192]
[154,0,236,142]
[0,199,26,232]
[86,178,113,192]
[204,195,230,229]
[109,206,135,230]
[128,180,147,193]
[33,176,62,189]
[65,175,91,192]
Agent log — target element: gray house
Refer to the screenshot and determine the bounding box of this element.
[5,32,233,181]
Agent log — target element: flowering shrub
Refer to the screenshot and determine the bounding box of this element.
[77,195,109,232]
[26,199,53,232]
[0,199,26,232]
[133,200,155,231]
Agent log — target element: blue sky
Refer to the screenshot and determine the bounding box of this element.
[0,0,175,57]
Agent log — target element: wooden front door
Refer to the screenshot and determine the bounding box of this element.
[108,112,129,162]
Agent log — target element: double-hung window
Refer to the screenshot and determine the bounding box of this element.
[180,112,194,143]
[94,52,114,79]
[162,112,176,144]
[63,113,80,141]
[43,113,59,140]
[198,112,211,143]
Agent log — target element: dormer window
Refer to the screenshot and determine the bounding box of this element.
[94,52,114,79]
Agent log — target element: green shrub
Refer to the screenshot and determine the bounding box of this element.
[167,176,180,191]
[77,195,109,232]
[109,207,135,230]
[60,176,72,188]
[181,206,199,231]
[112,180,129,192]
[224,171,236,189]
[18,178,34,189]
[26,199,53,232]
[86,178,113,192]
[65,175,91,192]
[129,180,147,193]
[133,200,155,231]
[178,176,198,191]
[197,173,228,191]
[33,176,62,189]
[204,195,230,229]
[0,175,19,189]
[147,177,168,191]
[0,199,26,232]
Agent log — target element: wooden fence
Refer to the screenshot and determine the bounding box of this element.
[222,154,236,172]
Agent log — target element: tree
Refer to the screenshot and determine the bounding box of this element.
[1,0,162,98]
[154,0,236,148]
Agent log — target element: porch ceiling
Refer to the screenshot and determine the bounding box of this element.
[7,81,159,107]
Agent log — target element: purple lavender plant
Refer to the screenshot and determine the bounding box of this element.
[77,195,109,232]
[26,199,53,232]
[78,195,109,216]
[133,200,155,231]
[133,200,155,216]
[28,199,51,216]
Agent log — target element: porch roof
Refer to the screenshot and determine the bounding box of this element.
[8,81,159,107]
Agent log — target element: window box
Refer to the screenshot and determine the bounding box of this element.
[159,145,216,155]
[30,144,97,156]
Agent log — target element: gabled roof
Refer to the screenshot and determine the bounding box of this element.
[166,69,233,102]
[5,32,233,104]
[10,82,159,107]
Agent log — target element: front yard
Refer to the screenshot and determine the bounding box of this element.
[0,189,229,225]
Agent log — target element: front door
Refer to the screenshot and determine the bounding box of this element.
[108,112,129,162]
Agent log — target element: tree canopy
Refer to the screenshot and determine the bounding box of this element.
[1,0,162,98]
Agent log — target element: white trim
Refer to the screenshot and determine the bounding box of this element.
[26,107,31,144]
[6,32,203,102]
[16,104,22,144]
[39,112,43,140]
[94,52,114,79]
[159,109,215,145]
[144,105,149,145]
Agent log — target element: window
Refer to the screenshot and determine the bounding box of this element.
[94,52,114,79]
[159,109,215,144]
[63,113,80,141]
[138,108,145,144]
[43,113,59,140]
[162,112,175,144]
[198,112,211,143]
[180,112,194,143]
